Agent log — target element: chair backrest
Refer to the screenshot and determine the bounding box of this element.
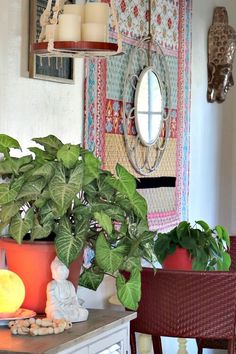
[131,268,236,340]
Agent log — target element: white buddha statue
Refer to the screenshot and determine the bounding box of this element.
[45,257,89,322]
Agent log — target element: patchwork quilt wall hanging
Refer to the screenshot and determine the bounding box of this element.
[84,0,192,232]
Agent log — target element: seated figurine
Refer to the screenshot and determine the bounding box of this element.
[45,257,89,322]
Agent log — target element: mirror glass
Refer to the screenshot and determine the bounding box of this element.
[135,67,163,146]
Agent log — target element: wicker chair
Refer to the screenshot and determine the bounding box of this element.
[196,235,236,353]
[130,267,236,354]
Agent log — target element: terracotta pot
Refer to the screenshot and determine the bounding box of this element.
[163,247,192,270]
[0,238,83,314]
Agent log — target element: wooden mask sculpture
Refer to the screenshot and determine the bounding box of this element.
[208,7,236,103]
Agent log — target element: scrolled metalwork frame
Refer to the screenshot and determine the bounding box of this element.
[122,36,172,175]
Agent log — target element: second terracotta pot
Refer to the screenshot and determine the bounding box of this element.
[163,247,192,270]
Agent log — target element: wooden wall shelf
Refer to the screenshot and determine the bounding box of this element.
[31,41,121,58]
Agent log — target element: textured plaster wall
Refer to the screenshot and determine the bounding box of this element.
[0,0,84,150]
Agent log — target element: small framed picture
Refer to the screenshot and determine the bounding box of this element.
[29,0,75,84]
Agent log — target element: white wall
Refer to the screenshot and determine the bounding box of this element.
[190,0,236,234]
[188,1,236,353]
[0,0,84,151]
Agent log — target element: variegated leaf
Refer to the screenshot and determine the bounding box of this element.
[55,218,84,267]
[16,178,46,200]
[57,144,80,168]
[32,135,63,155]
[0,184,17,205]
[116,269,141,310]
[95,233,128,273]
[0,134,21,149]
[9,208,34,243]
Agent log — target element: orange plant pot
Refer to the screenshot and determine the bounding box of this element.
[0,238,83,314]
[163,247,192,270]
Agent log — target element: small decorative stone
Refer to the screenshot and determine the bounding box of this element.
[8,317,72,336]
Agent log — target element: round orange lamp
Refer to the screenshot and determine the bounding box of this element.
[0,269,25,315]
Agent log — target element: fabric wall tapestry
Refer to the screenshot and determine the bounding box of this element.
[84,0,192,232]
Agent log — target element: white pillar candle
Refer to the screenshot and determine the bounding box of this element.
[63,4,85,23]
[45,24,60,41]
[84,3,109,24]
[58,14,81,41]
[82,23,107,42]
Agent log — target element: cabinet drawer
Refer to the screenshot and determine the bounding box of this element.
[89,328,127,354]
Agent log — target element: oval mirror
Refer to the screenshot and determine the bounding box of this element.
[134,67,163,146]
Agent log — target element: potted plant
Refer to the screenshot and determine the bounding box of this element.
[154,220,231,270]
[0,134,156,313]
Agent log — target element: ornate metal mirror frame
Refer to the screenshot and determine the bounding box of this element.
[122,4,171,175]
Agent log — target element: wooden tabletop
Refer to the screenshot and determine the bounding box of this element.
[0,309,137,354]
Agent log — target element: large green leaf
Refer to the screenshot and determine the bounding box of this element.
[0,156,32,176]
[69,163,84,190]
[83,151,100,185]
[129,191,147,219]
[32,135,63,155]
[75,218,90,240]
[0,200,22,223]
[222,252,231,270]
[0,159,15,175]
[74,204,93,219]
[0,134,21,149]
[49,165,80,213]
[116,269,141,310]
[19,164,35,173]
[57,144,80,168]
[90,203,125,222]
[10,176,25,193]
[94,211,113,235]
[38,202,55,224]
[196,220,210,231]
[192,259,205,271]
[123,256,142,272]
[16,177,46,200]
[32,162,55,182]
[179,237,197,250]
[31,216,52,241]
[141,242,158,265]
[97,172,115,200]
[95,234,128,273]
[55,218,84,267]
[107,164,136,198]
[215,225,230,246]
[139,230,156,245]
[15,155,33,171]
[176,221,189,239]
[29,147,54,162]
[154,233,174,263]
[9,208,34,243]
[79,268,104,290]
[0,184,17,204]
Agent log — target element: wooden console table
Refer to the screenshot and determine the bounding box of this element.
[0,309,137,354]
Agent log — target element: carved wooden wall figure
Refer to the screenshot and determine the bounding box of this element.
[207,7,236,103]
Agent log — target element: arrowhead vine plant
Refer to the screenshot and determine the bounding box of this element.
[154,220,231,270]
[0,134,157,310]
